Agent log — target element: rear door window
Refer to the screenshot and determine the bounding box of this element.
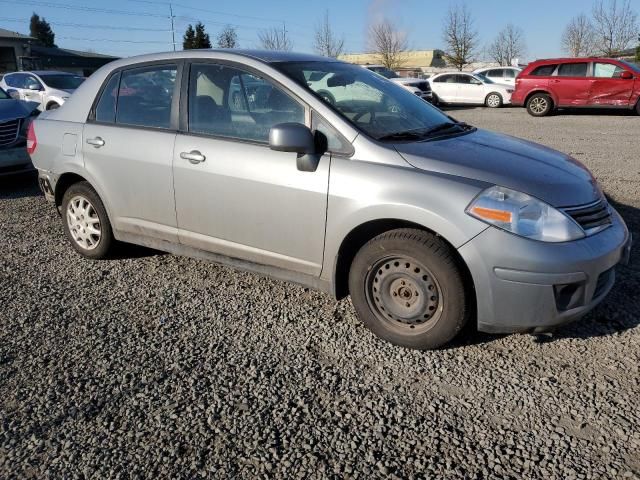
[557,63,588,77]
[505,69,516,79]
[94,73,120,123]
[531,65,557,76]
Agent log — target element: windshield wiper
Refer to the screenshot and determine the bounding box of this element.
[378,122,471,142]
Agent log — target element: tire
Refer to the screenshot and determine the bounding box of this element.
[348,228,468,350]
[526,93,553,117]
[61,181,114,259]
[635,99,640,116]
[485,92,503,108]
[431,93,441,107]
[46,102,60,110]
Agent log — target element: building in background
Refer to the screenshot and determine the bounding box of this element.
[0,28,117,76]
[338,50,447,77]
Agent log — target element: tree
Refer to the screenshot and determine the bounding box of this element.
[441,3,478,71]
[368,21,407,70]
[183,24,196,50]
[313,10,345,58]
[29,12,55,47]
[561,14,597,56]
[194,22,211,49]
[592,0,638,56]
[217,25,238,49]
[488,24,526,66]
[258,27,293,51]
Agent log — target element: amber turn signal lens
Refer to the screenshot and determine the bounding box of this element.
[471,206,512,223]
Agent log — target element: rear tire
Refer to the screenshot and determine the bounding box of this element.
[485,92,503,108]
[61,182,114,259]
[348,228,468,350]
[46,102,60,110]
[526,93,553,116]
[635,99,640,116]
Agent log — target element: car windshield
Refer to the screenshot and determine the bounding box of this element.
[0,87,9,100]
[39,74,85,90]
[276,61,466,141]
[619,60,640,73]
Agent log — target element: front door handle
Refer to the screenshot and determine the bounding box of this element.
[86,137,105,148]
[180,150,206,164]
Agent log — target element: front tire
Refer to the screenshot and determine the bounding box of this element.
[526,93,553,116]
[348,229,468,350]
[61,182,114,259]
[485,92,503,108]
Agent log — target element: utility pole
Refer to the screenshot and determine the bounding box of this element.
[169,3,176,51]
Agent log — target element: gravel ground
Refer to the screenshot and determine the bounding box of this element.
[1,108,639,479]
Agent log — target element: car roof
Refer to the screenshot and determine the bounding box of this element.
[5,70,79,76]
[528,57,618,64]
[474,66,521,71]
[119,49,337,65]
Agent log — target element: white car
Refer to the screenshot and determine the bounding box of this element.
[362,65,432,102]
[0,71,85,111]
[472,66,522,86]
[428,72,513,108]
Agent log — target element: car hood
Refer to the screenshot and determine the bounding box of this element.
[0,98,39,120]
[395,129,600,207]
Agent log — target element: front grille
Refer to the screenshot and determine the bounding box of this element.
[593,267,615,299]
[563,198,612,234]
[0,118,20,147]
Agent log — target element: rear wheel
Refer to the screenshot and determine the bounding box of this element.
[526,93,553,116]
[485,92,503,108]
[46,102,60,110]
[348,229,468,350]
[61,182,113,259]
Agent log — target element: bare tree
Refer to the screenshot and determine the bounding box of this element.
[561,14,597,56]
[592,0,639,55]
[487,24,526,66]
[313,10,345,58]
[442,3,479,71]
[217,25,238,49]
[258,26,293,51]
[368,20,407,70]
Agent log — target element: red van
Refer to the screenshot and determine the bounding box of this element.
[512,58,640,116]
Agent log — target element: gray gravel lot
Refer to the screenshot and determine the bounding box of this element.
[1,107,639,479]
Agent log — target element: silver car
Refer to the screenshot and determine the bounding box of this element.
[29,50,632,349]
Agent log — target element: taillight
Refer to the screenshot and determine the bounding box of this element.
[26,121,37,155]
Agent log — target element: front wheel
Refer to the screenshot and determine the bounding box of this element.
[61,182,114,259]
[485,92,503,108]
[348,229,469,350]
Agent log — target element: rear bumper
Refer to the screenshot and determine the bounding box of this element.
[458,208,630,333]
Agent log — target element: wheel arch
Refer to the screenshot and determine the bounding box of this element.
[332,218,476,309]
[54,172,88,208]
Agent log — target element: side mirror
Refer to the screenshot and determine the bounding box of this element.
[27,83,42,91]
[619,71,633,79]
[269,123,320,172]
[269,123,315,154]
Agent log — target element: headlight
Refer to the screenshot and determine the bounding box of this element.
[466,186,585,242]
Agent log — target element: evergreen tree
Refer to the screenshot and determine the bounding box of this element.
[183,24,196,50]
[29,12,56,47]
[193,22,211,49]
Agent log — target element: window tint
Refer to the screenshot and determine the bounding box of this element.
[4,74,21,88]
[23,75,41,89]
[505,69,516,78]
[311,110,351,155]
[115,65,177,129]
[434,74,455,83]
[188,63,304,143]
[456,75,472,84]
[531,64,557,76]
[593,62,626,78]
[557,63,588,77]
[95,73,120,123]
[487,69,503,77]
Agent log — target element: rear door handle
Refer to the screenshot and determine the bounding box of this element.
[180,150,206,164]
[86,137,105,147]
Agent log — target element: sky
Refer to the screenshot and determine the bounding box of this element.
[1,0,639,60]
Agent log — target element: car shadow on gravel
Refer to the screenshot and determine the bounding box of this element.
[0,172,40,199]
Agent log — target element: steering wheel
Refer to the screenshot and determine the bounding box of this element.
[353,106,376,123]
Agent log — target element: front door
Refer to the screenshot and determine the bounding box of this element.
[551,62,591,106]
[588,62,635,106]
[173,62,330,275]
[82,63,180,242]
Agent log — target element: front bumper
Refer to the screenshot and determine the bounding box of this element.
[0,145,34,176]
[458,208,631,333]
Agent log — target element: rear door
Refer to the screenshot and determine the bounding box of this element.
[431,74,458,102]
[551,62,590,106]
[82,62,181,242]
[588,61,635,106]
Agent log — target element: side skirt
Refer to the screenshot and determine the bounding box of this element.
[115,230,336,298]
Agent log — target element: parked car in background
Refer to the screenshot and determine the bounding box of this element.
[473,66,522,86]
[512,58,640,116]
[362,65,432,102]
[0,71,85,111]
[428,72,513,107]
[0,86,38,176]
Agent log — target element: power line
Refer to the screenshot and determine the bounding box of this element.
[0,17,170,32]
[0,0,168,18]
